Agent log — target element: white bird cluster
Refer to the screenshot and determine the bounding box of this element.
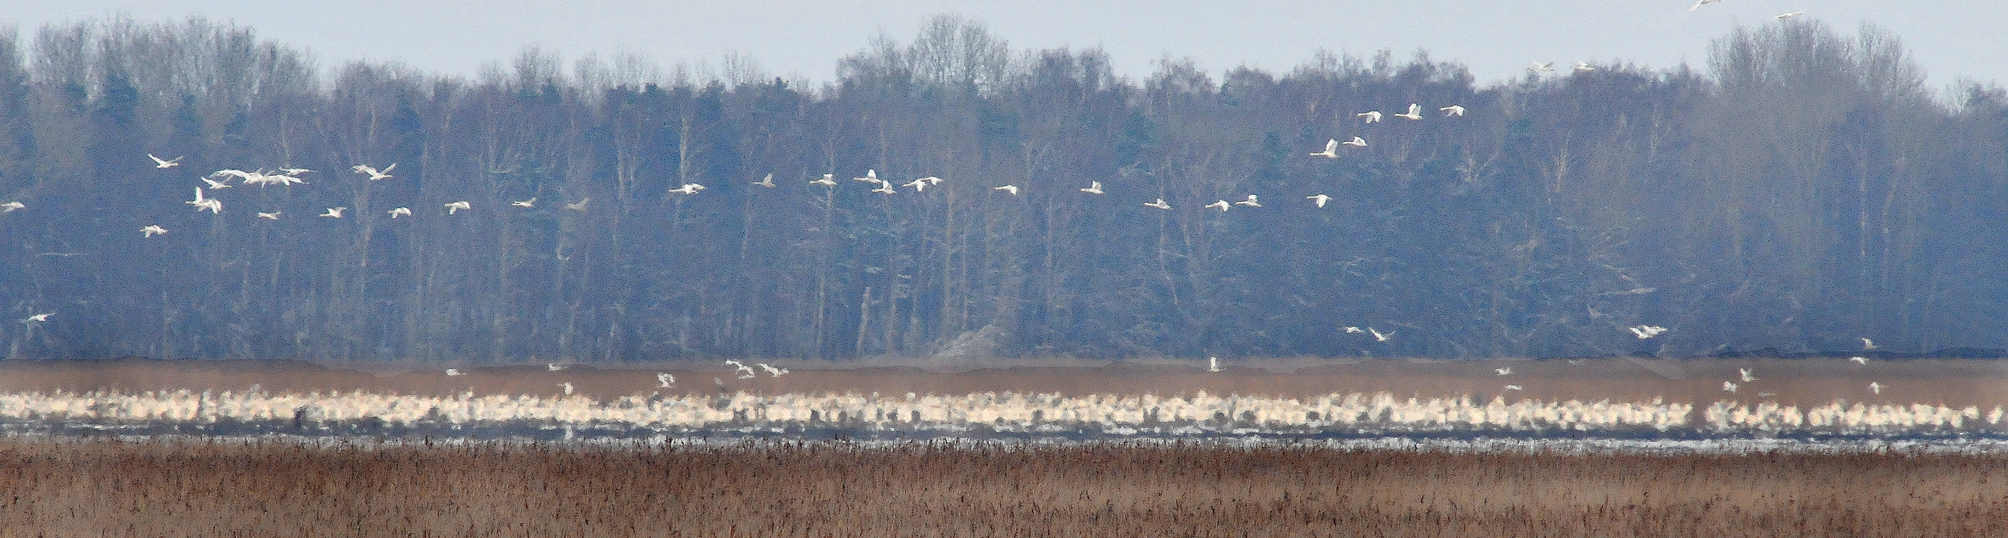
[0,389,1995,437]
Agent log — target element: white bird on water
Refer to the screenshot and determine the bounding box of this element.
[1391,103,1424,121]
[1080,181,1104,195]
[321,207,347,218]
[758,363,789,377]
[1234,194,1261,207]
[657,373,675,388]
[141,225,168,237]
[512,197,536,208]
[148,153,183,168]
[1307,194,1332,208]
[1739,368,1758,383]
[1205,200,1231,212]
[994,185,1020,195]
[1,201,21,212]
[1342,136,1367,148]
[752,173,775,188]
[353,163,395,180]
[1309,139,1340,158]
[1208,356,1222,373]
[1356,111,1382,123]
[387,207,411,218]
[256,211,281,220]
[444,201,472,214]
[1144,198,1172,210]
[1439,105,1466,117]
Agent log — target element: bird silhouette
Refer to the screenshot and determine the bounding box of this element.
[809,174,838,186]
[1356,111,1382,123]
[1234,194,1261,207]
[1740,368,1758,382]
[853,170,880,183]
[758,363,789,377]
[1776,11,1804,19]
[141,225,168,237]
[1496,367,1512,376]
[352,163,396,180]
[1205,200,1231,211]
[1208,356,1223,373]
[201,177,232,190]
[1440,105,1466,116]
[1342,136,1367,147]
[871,181,898,194]
[387,207,411,218]
[1368,327,1393,342]
[1628,325,1667,339]
[256,211,281,220]
[1869,381,1883,395]
[186,188,221,214]
[444,201,472,214]
[1080,181,1104,195]
[668,183,704,195]
[0,201,21,213]
[1860,337,1876,350]
[548,363,568,371]
[1690,0,1721,10]
[752,173,776,188]
[1144,198,1172,210]
[1574,61,1596,72]
[512,197,536,208]
[902,178,929,192]
[446,368,466,376]
[1529,62,1555,73]
[994,185,1019,195]
[321,207,347,218]
[22,313,52,323]
[1307,194,1332,208]
[564,198,591,211]
[1391,103,1424,120]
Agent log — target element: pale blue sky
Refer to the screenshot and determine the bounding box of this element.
[10,1,2007,91]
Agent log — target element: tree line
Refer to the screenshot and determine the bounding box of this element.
[2,14,2005,363]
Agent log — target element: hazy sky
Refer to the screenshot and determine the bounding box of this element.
[10,1,2007,91]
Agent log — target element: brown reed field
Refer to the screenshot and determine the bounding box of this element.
[0,436,2004,537]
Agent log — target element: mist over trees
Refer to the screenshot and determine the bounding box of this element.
[2,15,2005,363]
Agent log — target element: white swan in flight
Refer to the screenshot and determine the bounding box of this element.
[148,153,183,168]
[993,185,1019,195]
[321,207,347,218]
[1205,200,1231,211]
[1234,194,1261,207]
[22,313,52,323]
[853,169,880,183]
[0,201,21,213]
[1392,103,1424,120]
[256,211,281,220]
[384,207,409,218]
[1739,368,1757,382]
[1529,62,1555,73]
[1307,194,1332,208]
[547,363,568,371]
[186,187,221,214]
[871,181,897,194]
[1342,136,1367,147]
[902,178,930,192]
[1144,198,1172,210]
[1627,325,1667,339]
[201,177,232,190]
[560,382,573,396]
[810,174,838,186]
[1574,61,1595,72]
[1776,11,1803,19]
[1208,356,1222,373]
[1869,381,1883,395]
[444,201,472,214]
[758,363,789,377]
[278,167,312,175]
[1343,326,1364,334]
[1356,111,1382,123]
[1439,105,1466,117]
[724,360,756,379]
[752,173,775,188]
[511,197,536,208]
[1504,384,1523,391]
[352,163,395,180]
[1691,0,1721,10]
[1309,139,1340,158]
[1849,356,1869,365]
[1368,327,1393,342]
[1080,181,1104,195]
[1722,381,1738,393]
[446,368,466,376]
[141,225,168,237]
[1496,367,1512,376]
[657,373,675,387]
[564,198,590,211]
[1860,337,1875,350]
[669,183,704,195]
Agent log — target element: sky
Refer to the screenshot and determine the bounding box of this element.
[8,1,2008,92]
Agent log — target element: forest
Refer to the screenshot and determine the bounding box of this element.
[1,15,2005,364]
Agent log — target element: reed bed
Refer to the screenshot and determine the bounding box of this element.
[2,437,2004,537]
